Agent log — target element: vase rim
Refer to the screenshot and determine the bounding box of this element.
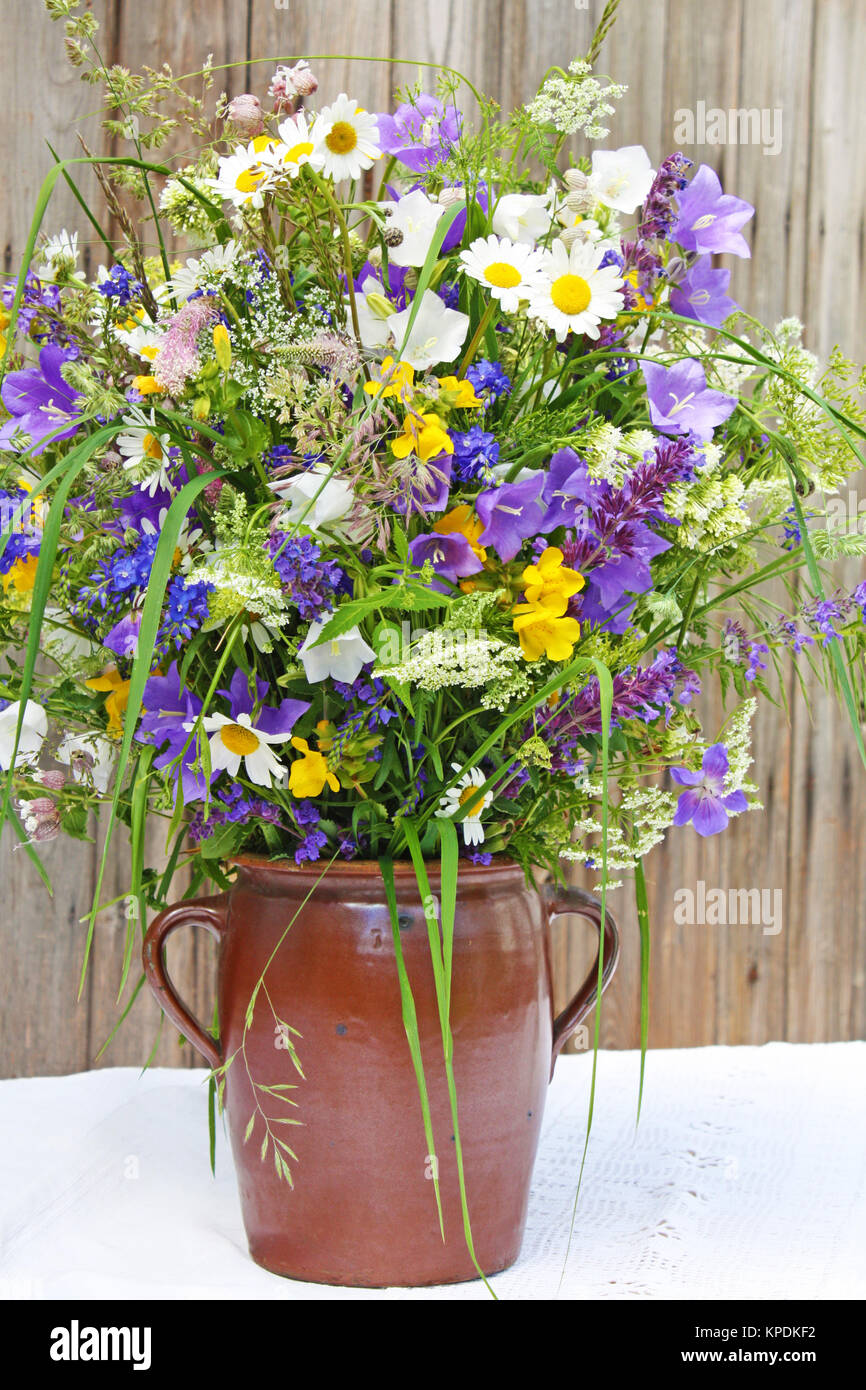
[228,853,529,881]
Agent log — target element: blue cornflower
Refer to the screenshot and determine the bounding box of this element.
[451,425,500,484]
[466,359,511,402]
[157,576,213,651]
[97,263,143,307]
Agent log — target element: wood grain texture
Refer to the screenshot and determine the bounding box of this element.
[1,0,864,1076]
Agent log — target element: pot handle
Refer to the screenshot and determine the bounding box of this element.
[142,895,228,1071]
[544,882,620,1073]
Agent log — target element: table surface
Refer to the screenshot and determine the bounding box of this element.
[1,1043,864,1300]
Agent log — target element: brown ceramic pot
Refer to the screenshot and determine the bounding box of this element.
[142,857,618,1287]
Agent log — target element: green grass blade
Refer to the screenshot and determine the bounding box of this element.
[404,818,496,1295]
[634,856,651,1125]
[379,854,444,1240]
[80,466,226,996]
[786,472,866,771]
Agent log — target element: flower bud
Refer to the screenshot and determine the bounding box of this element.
[663,256,687,285]
[213,322,232,371]
[366,246,383,269]
[19,796,61,843]
[437,187,464,208]
[268,61,318,114]
[564,167,588,191]
[364,292,396,322]
[559,226,585,249]
[203,478,225,507]
[565,189,593,214]
[383,226,404,248]
[288,62,318,98]
[226,94,264,138]
[35,769,66,790]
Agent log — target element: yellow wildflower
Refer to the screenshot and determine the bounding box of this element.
[289,737,341,797]
[85,668,131,738]
[433,504,487,562]
[520,547,584,607]
[512,596,581,663]
[436,376,483,409]
[1,555,39,595]
[132,375,164,396]
[364,356,414,400]
[392,411,453,462]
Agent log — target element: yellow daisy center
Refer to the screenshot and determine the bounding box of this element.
[550,273,592,316]
[459,785,485,816]
[284,140,313,165]
[484,261,522,290]
[142,432,163,461]
[234,167,265,193]
[220,724,260,755]
[326,121,358,155]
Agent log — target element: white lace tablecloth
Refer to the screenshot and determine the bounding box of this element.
[1,1044,864,1300]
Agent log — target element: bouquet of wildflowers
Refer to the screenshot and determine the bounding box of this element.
[2,2,866,992]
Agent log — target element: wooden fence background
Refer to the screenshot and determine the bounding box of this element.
[1,0,864,1077]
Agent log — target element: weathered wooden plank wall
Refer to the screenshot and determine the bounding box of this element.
[1,0,864,1076]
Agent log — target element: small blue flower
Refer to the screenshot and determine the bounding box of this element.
[466,359,511,402]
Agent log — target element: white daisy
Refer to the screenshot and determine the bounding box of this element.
[389,290,470,371]
[209,144,272,209]
[167,240,243,301]
[189,711,293,788]
[114,308,163,364]
[529,239,624,342]
[265,112,324,178]
[312,94,381,182]
[459,234,545,313]
[116,409,173,496]
[436,763,493,847]
[139,510,208,571]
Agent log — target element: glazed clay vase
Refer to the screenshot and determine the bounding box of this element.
[142,856,619,1287]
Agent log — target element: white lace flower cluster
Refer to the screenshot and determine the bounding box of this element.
[525,61,627,139]
[721,698,760,802]
[561,782,680,888]
[664,443,749,552]
[377,628,529,705]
